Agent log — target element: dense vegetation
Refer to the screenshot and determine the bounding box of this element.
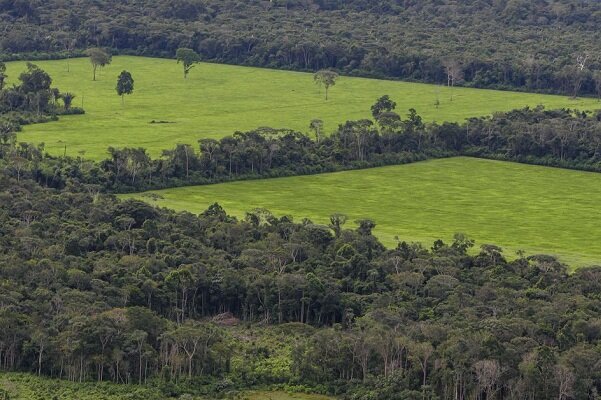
[4,0,601,96]
[0,60,82,130]
[0,373,333,400]
[1,171,601,399]
[3,3,601,398]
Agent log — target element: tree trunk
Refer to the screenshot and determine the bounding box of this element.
[37,345,44,375]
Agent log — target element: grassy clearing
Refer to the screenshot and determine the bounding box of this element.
[6,56,599,160]
[123,157,601,267]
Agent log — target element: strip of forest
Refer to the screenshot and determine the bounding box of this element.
[3,0,601,96]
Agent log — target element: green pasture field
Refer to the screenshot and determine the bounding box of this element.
[123,157,601,267]
[6,56,599,160]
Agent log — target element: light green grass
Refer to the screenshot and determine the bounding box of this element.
[123,157,601,267]
[6,56,600,160]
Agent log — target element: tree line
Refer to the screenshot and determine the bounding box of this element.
[0,168,600,399]
[0,61,82,127]
[4,0,601,96]
[5,92,601,194]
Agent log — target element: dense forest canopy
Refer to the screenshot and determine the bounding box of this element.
[1,172,601,399]
[2,2,601,399]
[3,0,601,95]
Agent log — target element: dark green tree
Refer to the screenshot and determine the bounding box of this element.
[0,62,6,90]
[371,95,397,119]
[61,92,76,110]
[116,71,134,105]
[176,48,200,79]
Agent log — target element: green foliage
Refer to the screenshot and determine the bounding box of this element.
[5,56,596,160]
[4,0,601,96]
[86,48,112,81]
[0,61,6,90]
[370,95,396,120]
[0,62,80,133]
[2,158,601,398]
[0,373,164,400]
[313,70,338,100]
[176,48,200,79]
[116,70,134,104]
[18,63,51,93]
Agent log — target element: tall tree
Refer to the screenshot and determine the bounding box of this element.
[314,70,339,100]
[116,71,134,105]
[371,95,397,119]
[176,48,200,79]
[309,119,324,143]
[0,61,6,90]
[442,59,463,101]
[61,92,76,110]
[572,53,589,98]
[86,48,112,81]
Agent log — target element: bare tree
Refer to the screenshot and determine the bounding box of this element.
[442,59,463,101]
[474,359,503,400]
[572,53,589,98]
[309,119,324,143]
[410,342,434,392]
[555,365,575,400]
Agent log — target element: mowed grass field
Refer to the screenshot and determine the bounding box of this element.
[124,157,601,267]
[6,56,600,160]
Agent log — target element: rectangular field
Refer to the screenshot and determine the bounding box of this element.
[6,56,599,160]
[123,157,601,267]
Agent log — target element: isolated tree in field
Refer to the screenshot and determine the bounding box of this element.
[61,92,76,110]
[0,61,6,90]
[176,48,200,79]
[62,36,76,73]
[309,119,324,143]
[86,48,112,81]
[116,70,134,105]
[442,59,463,101]
[314,70,339,100]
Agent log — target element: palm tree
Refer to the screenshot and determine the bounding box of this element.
[61,92,76,110]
